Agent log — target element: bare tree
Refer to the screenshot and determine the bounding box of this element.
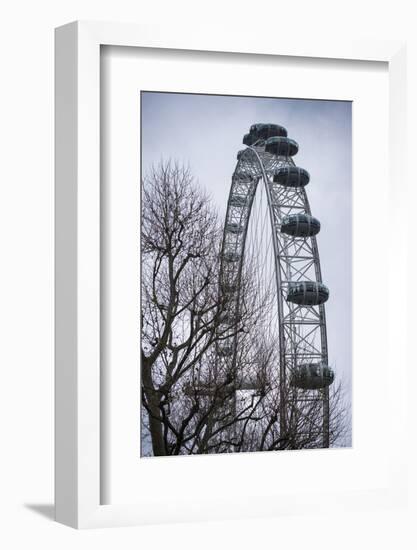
[141,161,230,455]
[141,160,350,456]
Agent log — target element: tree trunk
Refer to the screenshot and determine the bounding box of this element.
[147,399,166,456]
[142,363,166,456]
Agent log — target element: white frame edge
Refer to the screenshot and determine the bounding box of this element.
[55,20,407,529]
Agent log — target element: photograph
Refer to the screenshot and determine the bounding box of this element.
[140,91,352,457]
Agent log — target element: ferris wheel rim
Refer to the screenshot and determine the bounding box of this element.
[218,127,333,446]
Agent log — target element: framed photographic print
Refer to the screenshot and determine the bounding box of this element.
[138,91,352,457]
[55,21,407,528]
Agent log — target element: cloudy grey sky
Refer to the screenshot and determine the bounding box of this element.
[141,91,352,439]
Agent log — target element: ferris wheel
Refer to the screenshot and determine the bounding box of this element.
[218,123,334,448]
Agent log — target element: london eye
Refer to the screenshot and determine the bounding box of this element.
[217,123,334,448]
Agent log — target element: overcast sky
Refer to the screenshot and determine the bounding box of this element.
[141,91,352,443]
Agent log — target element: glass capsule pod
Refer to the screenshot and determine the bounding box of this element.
[229,195,248,207]
[184,382,211,397]
[281,213,320,237]
[242,133,256,146]
[273,166,309,187]
[265,136,298,157]
[249,123,288,140]
[287,281,329,306]
[184,382,232,398]
[223,251,240,263]
[291,363,334,390]
[238,377,264,391]
[234,171,255,183]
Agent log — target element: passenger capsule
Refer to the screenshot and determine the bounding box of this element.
[242,134,256,146]
[226,222,244,234]
[265,137,298,157]
[273,166,309,187]
[234,171,255,183]
[194,383,234,398]
[238,377,264,391]
[229,195,248,207]
[291,363,334,390]
[223,251,240,263]
[249,123,288,140]
[287,282,329,306]
[281,213,320,237]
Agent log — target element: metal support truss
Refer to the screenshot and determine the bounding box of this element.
[218,138,331,448]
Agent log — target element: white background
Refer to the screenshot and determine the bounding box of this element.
[1,1,416,549]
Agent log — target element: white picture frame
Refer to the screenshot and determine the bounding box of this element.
[55,21,407,529]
